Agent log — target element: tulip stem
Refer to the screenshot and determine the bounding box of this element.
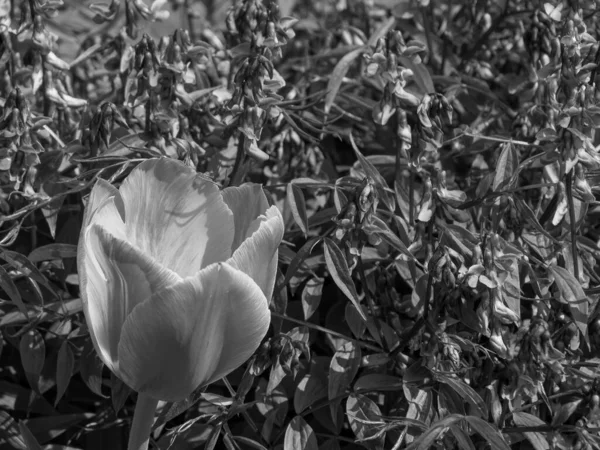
[128,393,159,450]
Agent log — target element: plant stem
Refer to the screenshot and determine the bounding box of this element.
[227,135,246,187]
[127,393,159,450]
[565,171,579,279]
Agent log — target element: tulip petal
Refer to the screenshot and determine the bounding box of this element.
[78,185,128,372]
[226,205,284,301]
[117,263,270,401]
[221,183,270,252]
[118,158,234,277]
[78,179,122,304]
[83,224,180,373]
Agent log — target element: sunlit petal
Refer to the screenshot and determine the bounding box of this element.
[227,205,284,301]
[221,183,270,252]
[118,158,234,277]
[83,223,180,373]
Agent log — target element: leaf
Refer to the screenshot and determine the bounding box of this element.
[55,341,74,406]
[284,416,318,450]
[397,55,434,94]
[493,142,518,191]
[18,421,43,450]
[345,303,367,338]
[544,2,563,21]
[354,374,402,392]
[367,17,396,46]
[405,415,462,450]
[464,416,510,450]
[301,277,324,320]
[349,133,395,211]
[0,264,27,315]
[323,238,366,320]
[28,244,77,263]
[346,394,385,449]
[436,375,488,419]
[287,183,309,236]
[0,411,27,449]
[551,399,582,426]
[324,46,367,114]
[1,250,55,295]
[450,424,476,450]
[294,372,327,414]
[512,411,549,450]
[20,330,45,392]
[329,341,361,423]
[110,372,131,414]
[0,380,56,415]
[281,237,322,289]
[549,264,588,336]
[79,344,106,398]
[232,435,268,450]
[23,413,94,444]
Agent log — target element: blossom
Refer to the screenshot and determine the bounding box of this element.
[77,158,284,402]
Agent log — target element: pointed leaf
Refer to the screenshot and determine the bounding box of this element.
[346,394,385,449]
[324,46,367,114]
[20,330,45,392]
[18,421,43,450]
[281,237,322,289]
[28,244,77,263]
[284,416,318,450]
[301,277,323,320]
[55,341,74,406]
[349,133,395,211]
[287,183,309,236]
[0,264,27,315]
[323,238,366,320]
[493,143,518,191]
[329,341,361,423]
[512,411,549,450]
[436,375,488,419]
[549,264,588,336]
[464,416,510,450]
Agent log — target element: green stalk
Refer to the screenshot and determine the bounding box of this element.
[127,393,159,450]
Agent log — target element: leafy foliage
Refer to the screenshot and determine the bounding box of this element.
[1,0,600,449]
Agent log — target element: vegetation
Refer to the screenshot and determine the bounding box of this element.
[0,0,600,449]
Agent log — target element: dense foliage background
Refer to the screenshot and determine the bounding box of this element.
[1,0,600,449]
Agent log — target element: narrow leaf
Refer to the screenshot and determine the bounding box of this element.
[20,330,45,392]
[323,238,366,320]
[324,46,367,114]
[0,264,27,315]
[287,183,309,236]
[512,411,549,450]
[329,341,361,423]
[55,341,74,406]
[301,277,324,320]
[28,244,77,263]
[549,264,588,336]
[464,416,510,450]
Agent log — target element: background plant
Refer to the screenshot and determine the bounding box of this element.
[1,0,600,449]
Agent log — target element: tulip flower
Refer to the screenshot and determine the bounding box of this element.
[77,158,284,450]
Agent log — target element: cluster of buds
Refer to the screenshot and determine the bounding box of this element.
[221,0,295,170]
[333,177,381,270]
[0,87,43,190]
[226,0,295,54]
[249,331,309,382]
[90,0,170,39]
[265,125,325,180]
[363,31,427,126]
[83,102,128,155]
